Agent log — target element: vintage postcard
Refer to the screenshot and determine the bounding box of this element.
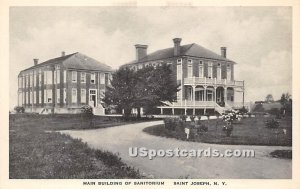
[0,0,299,189]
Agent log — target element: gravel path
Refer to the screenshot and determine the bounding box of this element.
[60,121,292,179]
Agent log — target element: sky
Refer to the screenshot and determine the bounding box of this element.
[9,6,292,109]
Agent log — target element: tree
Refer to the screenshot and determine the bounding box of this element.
[134,64,179,117]
[280,93,291,106]
[265,94,274,103]
[280,93,292,116]
[103,64,179,119]
[102,68,138,119]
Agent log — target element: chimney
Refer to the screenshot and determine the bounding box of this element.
[33,59,39,66]
[61,51,66,57]
[135,44,148,61]
[221,47,227,58]
[173,38,182,56]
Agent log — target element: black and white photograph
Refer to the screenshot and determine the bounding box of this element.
[1,1,300,189]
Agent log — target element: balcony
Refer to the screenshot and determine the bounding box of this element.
[164,100,217,108]
[183,77,244,88]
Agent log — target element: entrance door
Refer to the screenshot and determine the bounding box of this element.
[89,89,97,107]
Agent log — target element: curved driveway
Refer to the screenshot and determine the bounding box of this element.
[60,121,291,179]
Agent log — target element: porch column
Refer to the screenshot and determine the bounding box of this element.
[204,86,207,101]
[193,85,196,115]
[160,108,163,115]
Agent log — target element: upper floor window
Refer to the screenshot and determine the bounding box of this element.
[72,71,77,83]
[72,88,77,103]
[63,70,67,83]
[55,65,60,69]
[45,70,53,85]
[217,63,221,80]
[227,64,231,81]
[199,61,204,78]
[176,59,182,80]
[81,72,86,83]
[38,72,42,86]
[100,73,105,84]
[188,59,193,78]
[90,73,96,84]
[208,62,213,79]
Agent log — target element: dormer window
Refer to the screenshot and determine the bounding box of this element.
[177,59,182,64]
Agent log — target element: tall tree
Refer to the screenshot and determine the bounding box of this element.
[265,94,274,103]
[134,64,179,117]
[102,68,137,119]
[103,64,179,119]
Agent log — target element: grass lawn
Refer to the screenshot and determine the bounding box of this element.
[9,114,147,179]
[143,116,292,146]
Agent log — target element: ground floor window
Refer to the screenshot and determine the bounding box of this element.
[57,89,60,103]
[81,89,86,103]
[72,88,77,103]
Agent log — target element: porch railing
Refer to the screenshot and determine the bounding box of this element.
[183,77,244,88]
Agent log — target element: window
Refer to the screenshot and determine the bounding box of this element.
[33,73,37,87]
[45,70,52,85]
[44,89,52,103]
[22,76,25,88]
[63,70,67,83]
[217,63,221,80]
[29,90,32,104]
[72,88,77,103]
[227,64,231,81]
[39,90,41,104]
[33,91,36,104]
[81,72,86,83]
[29,74,32,88]
[55,65,60,69]
[39,72,42,86]
[199,61,204,78]
[72,71,77,83]
[188,59,193,77]
[177,59,182,80]
[81,89,86,103]
[57,70,60,84]
[57,89,60,103]
[47,89,52,103]
[100,73,105,84]
[91,73,95,84]
[208,62,213,79]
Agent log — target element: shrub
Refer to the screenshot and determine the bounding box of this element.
[222,123,233,137]
[190,115,196,122]
[198,124,208,132]
[180,115,187,122]
[14,106,25,113]
[265,119,280,128]
[164,118,174,131]
[81,105,93,116]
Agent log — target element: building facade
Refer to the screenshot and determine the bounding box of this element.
[123,38,245,115]
[17,52,113,114]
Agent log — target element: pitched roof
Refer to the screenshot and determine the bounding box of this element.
[126,43,235,65]
[21,52,113,72]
